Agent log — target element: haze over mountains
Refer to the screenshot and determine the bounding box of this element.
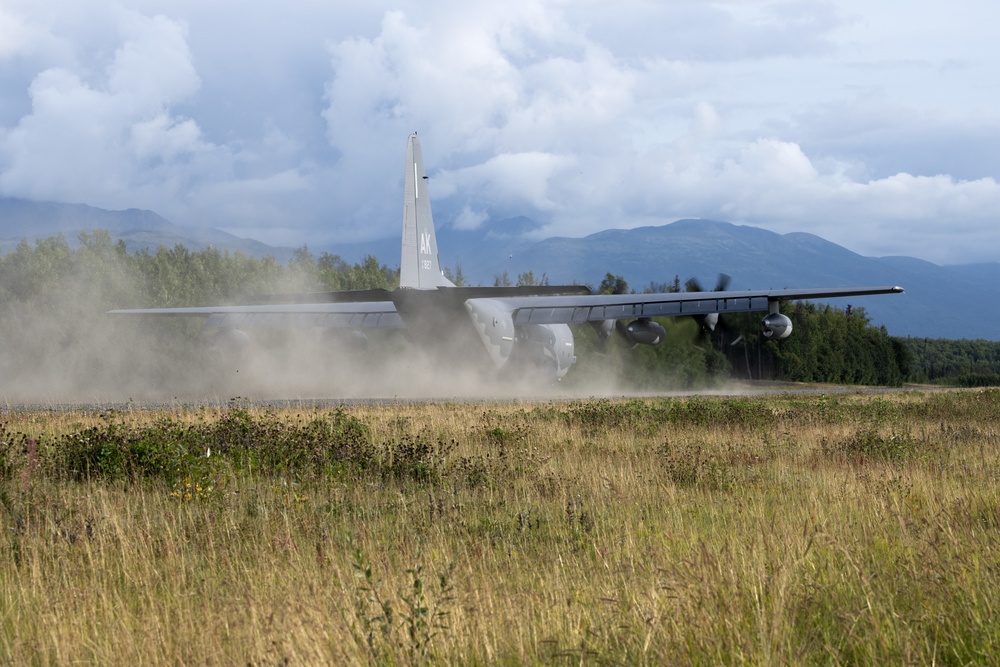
[0,198,281,259]
[2,197,998,341]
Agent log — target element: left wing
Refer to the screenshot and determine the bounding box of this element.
[484,285,905,325]
[108,299,404,331]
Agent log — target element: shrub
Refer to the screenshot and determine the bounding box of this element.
[822,427,918,464]
[47,408,372,484]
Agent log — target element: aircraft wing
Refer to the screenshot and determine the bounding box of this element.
[485,285,905,325]
[108,300,405,330]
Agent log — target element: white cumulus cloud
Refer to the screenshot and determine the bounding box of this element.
[0,0,997,264]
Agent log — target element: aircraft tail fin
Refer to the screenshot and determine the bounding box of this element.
[400,133,454,289]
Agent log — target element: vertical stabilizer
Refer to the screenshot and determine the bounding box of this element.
[400,133,454,289]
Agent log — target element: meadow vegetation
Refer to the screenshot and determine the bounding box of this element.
[2,389,999,664]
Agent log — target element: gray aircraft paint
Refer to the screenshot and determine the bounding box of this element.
[400,134,454,290]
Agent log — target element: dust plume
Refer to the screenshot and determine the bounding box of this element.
[0,292,700,407]
[0,236,738,406]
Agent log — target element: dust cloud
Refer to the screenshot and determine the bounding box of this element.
[0,269,530,406]
[0,296,724,407]
[0,242,748,407]
[0,302,636,406]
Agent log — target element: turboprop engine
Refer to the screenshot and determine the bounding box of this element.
[465,299,576,378]
[591,317,665,349]
[465,299,516,368]
[761,312,793,339]
[515,322,575,378]
[623,318,666,346]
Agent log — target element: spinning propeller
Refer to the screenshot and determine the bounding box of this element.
[684,273,731,340]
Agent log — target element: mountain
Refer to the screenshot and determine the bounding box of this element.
[321,215,544,275]
[0,197,293,261]
[3,197,997,341]
[332,218,998,341]
[507,221,995,341]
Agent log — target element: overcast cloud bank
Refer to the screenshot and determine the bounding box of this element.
[1,0,998,265]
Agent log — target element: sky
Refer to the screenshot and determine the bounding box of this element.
[0,0,998,265]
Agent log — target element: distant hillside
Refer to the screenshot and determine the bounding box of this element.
[332,217,999,341]
[3,197,998,341]
[0,197,293,261]
[502,220,1000,341]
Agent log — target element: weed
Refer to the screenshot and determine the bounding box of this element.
[350,548,454,664]
[823,427,918,464]
[351,548,396,662]
[402,564,455,662]
[659,441,736,491]
[565,496,595,533]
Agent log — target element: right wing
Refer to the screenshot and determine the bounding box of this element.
[485,285,905,325]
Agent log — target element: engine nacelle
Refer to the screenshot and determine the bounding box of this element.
[693,312,720,333]
[624,318,665,346]
[761,312,793,339]
[465,298,515,368]
[516,323,576,379]
[466,300,577,378]
[590,318,615,342]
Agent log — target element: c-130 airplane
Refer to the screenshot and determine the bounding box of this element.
[111,134,903,380]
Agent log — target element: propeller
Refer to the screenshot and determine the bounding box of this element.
[684,273,731,296]
[591,275,630,352]
[684,273,731,342]
[591,274,732,351]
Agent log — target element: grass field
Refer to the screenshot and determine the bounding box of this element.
[2,389,999,665]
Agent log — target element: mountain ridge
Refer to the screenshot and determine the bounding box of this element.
[0,197,291,261]
[2,197,997,340]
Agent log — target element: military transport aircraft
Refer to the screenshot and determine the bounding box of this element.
[110,133,904,379]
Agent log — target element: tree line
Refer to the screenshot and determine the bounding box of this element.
[901,336,1000,386]
[0,232,399,399]
[2,232,997,394]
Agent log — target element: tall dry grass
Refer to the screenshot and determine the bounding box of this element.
[1,390,999,664]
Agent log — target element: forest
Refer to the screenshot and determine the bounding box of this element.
[0,231,996,397]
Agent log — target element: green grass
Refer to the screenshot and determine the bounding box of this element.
[1,390,999,664]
